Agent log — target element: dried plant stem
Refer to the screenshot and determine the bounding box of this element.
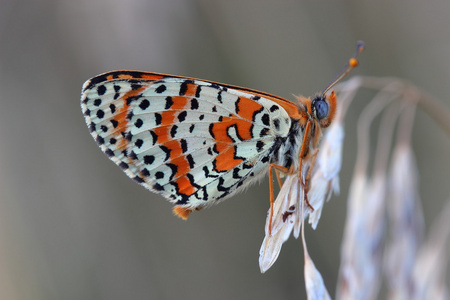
[373,101,401,175]
[339,76,450,137]
[354,83,401,175]
[416,90,450,137]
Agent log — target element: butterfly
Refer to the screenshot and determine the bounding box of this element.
[81,43,363,230]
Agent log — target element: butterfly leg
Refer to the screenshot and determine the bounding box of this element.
[302,148,319,210]
[297,120,315,211]
[298,120,312,176]
[268,164,289,235]
[274,168,284,188]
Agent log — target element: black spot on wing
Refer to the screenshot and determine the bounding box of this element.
[179,80,194,96]
[139,99,150,110]
[96,110,105,119]
[129,151,137,160]
[144,155,155,165]
[235,97,241,114]
[135,139,143,148]
[93,99,102,106]
[127,111,134,120]
[191,98,199,110]
[262,114,270,126]
[133,176,145,184]
[153,183,164,191]
[141,168,150,177]
[260,128,269,136]
[270,105,279,112]
[187,173,201,190]
[195,85,202,98]
[159,145,171,161]
[186,154,195,168]
[134,118,143,128]
[252,107,265,122]
[155,84,167,94]
[105,148,114,157]
[119,162,129,170]
[165,96,173,109]
[232,168,242,179]
[155,113,162,125]
[256,141,264,152]
[180,139,188,153]
[170,125,178,138]
[208,123,215,139]
[96,135,104,145]
[274,119,280,130]
[130,83,142,91]
[149,131,158,145]
[166,163,178,181]
[178,111,187,122]
[97,85,106,96]
[203,166,218,178]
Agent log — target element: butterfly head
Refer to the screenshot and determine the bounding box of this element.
[312,95,328,120]
[311,90,337,128]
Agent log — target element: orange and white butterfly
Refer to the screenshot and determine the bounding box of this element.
[81,43,363,231]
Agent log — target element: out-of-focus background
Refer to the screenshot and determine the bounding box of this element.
[0,1,449,299]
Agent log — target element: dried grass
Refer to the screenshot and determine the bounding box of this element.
[259,76,450,300]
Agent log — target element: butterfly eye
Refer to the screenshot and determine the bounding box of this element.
[312,96,329,120]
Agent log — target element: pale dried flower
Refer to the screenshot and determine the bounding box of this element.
[303,211,332,300]
[308,122,343,229]
[259,76,450,300]
[410,199,450,300]
[335,76,449,300]
[259,173,302,273]
[259,118,345,273]
[384,144,424,300]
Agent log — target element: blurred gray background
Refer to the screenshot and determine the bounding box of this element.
[0,1,449,299]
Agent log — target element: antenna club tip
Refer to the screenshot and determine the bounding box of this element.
[349,58,359,67]
[356,41,365,50]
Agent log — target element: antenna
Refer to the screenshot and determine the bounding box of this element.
[322,41,365,95]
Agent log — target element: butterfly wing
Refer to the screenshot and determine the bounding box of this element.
[81,71,292,214]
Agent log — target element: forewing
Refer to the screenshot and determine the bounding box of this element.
[81,71,292,210]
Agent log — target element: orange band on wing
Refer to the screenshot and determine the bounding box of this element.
[153,96,189,143]
[213,145,243,172]
[211,118,253,143]
[105,72,165,82]
[182,83,198,97]
[237,97,263,120]
[160,96,188,126]
[176,175,196,195]
[163,139,196,196]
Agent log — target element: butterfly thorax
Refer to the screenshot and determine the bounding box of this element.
[268,92,335,174]
[270,121,302,172]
